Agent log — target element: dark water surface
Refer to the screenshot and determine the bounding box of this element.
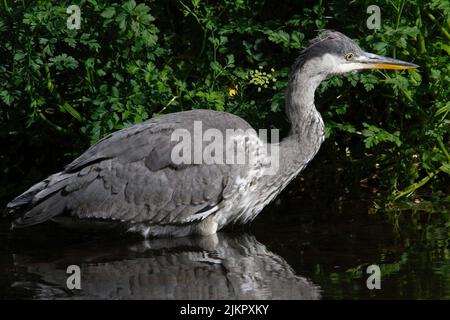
[1,194,450,299]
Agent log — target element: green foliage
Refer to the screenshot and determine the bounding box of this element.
[0,0,449,200]
[361,123,402,148]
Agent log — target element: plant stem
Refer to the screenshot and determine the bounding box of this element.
[437,137,450,162]
[394,138,450,200]
[416,0,427,54]
[427,12,450,41]
[393,170,438,200]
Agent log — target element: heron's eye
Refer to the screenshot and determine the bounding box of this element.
[345,53,354,61]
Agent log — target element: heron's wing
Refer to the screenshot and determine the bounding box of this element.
[63,159,236,225]
[65,109,252,172]
[64,114,181,173]
[9,110,252,227]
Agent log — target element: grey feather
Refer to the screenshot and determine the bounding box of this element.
[8,110,254,230]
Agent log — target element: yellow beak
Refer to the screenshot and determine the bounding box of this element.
[357,52,419,70]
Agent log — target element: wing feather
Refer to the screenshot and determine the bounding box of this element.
[8,110,254,228]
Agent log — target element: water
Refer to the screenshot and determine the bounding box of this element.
[1,192,449,299]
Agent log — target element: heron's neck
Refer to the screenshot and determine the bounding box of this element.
[281,68,326,164]
[254,68,327,203]
[286,69,325,134]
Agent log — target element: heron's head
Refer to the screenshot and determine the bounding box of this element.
[291,30,418,79]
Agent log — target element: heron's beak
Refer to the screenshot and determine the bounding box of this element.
[356,52,419,70]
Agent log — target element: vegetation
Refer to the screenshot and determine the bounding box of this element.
[0,0,449,204]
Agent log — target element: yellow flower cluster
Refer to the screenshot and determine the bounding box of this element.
[247,66,277,92]
[228,85,238,97]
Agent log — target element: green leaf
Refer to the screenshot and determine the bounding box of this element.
[61,103,82,121]
[266,30,290,47]
[101,7,116,19]
[362,123,402,148]
[122,0,136,13]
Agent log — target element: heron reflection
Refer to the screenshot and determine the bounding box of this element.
[12,233,320,299]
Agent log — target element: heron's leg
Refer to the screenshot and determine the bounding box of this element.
[195,215,218,236]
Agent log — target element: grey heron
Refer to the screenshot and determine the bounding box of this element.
[7,31,418,238]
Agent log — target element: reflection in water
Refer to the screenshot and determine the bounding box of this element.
[11,233,320,300]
